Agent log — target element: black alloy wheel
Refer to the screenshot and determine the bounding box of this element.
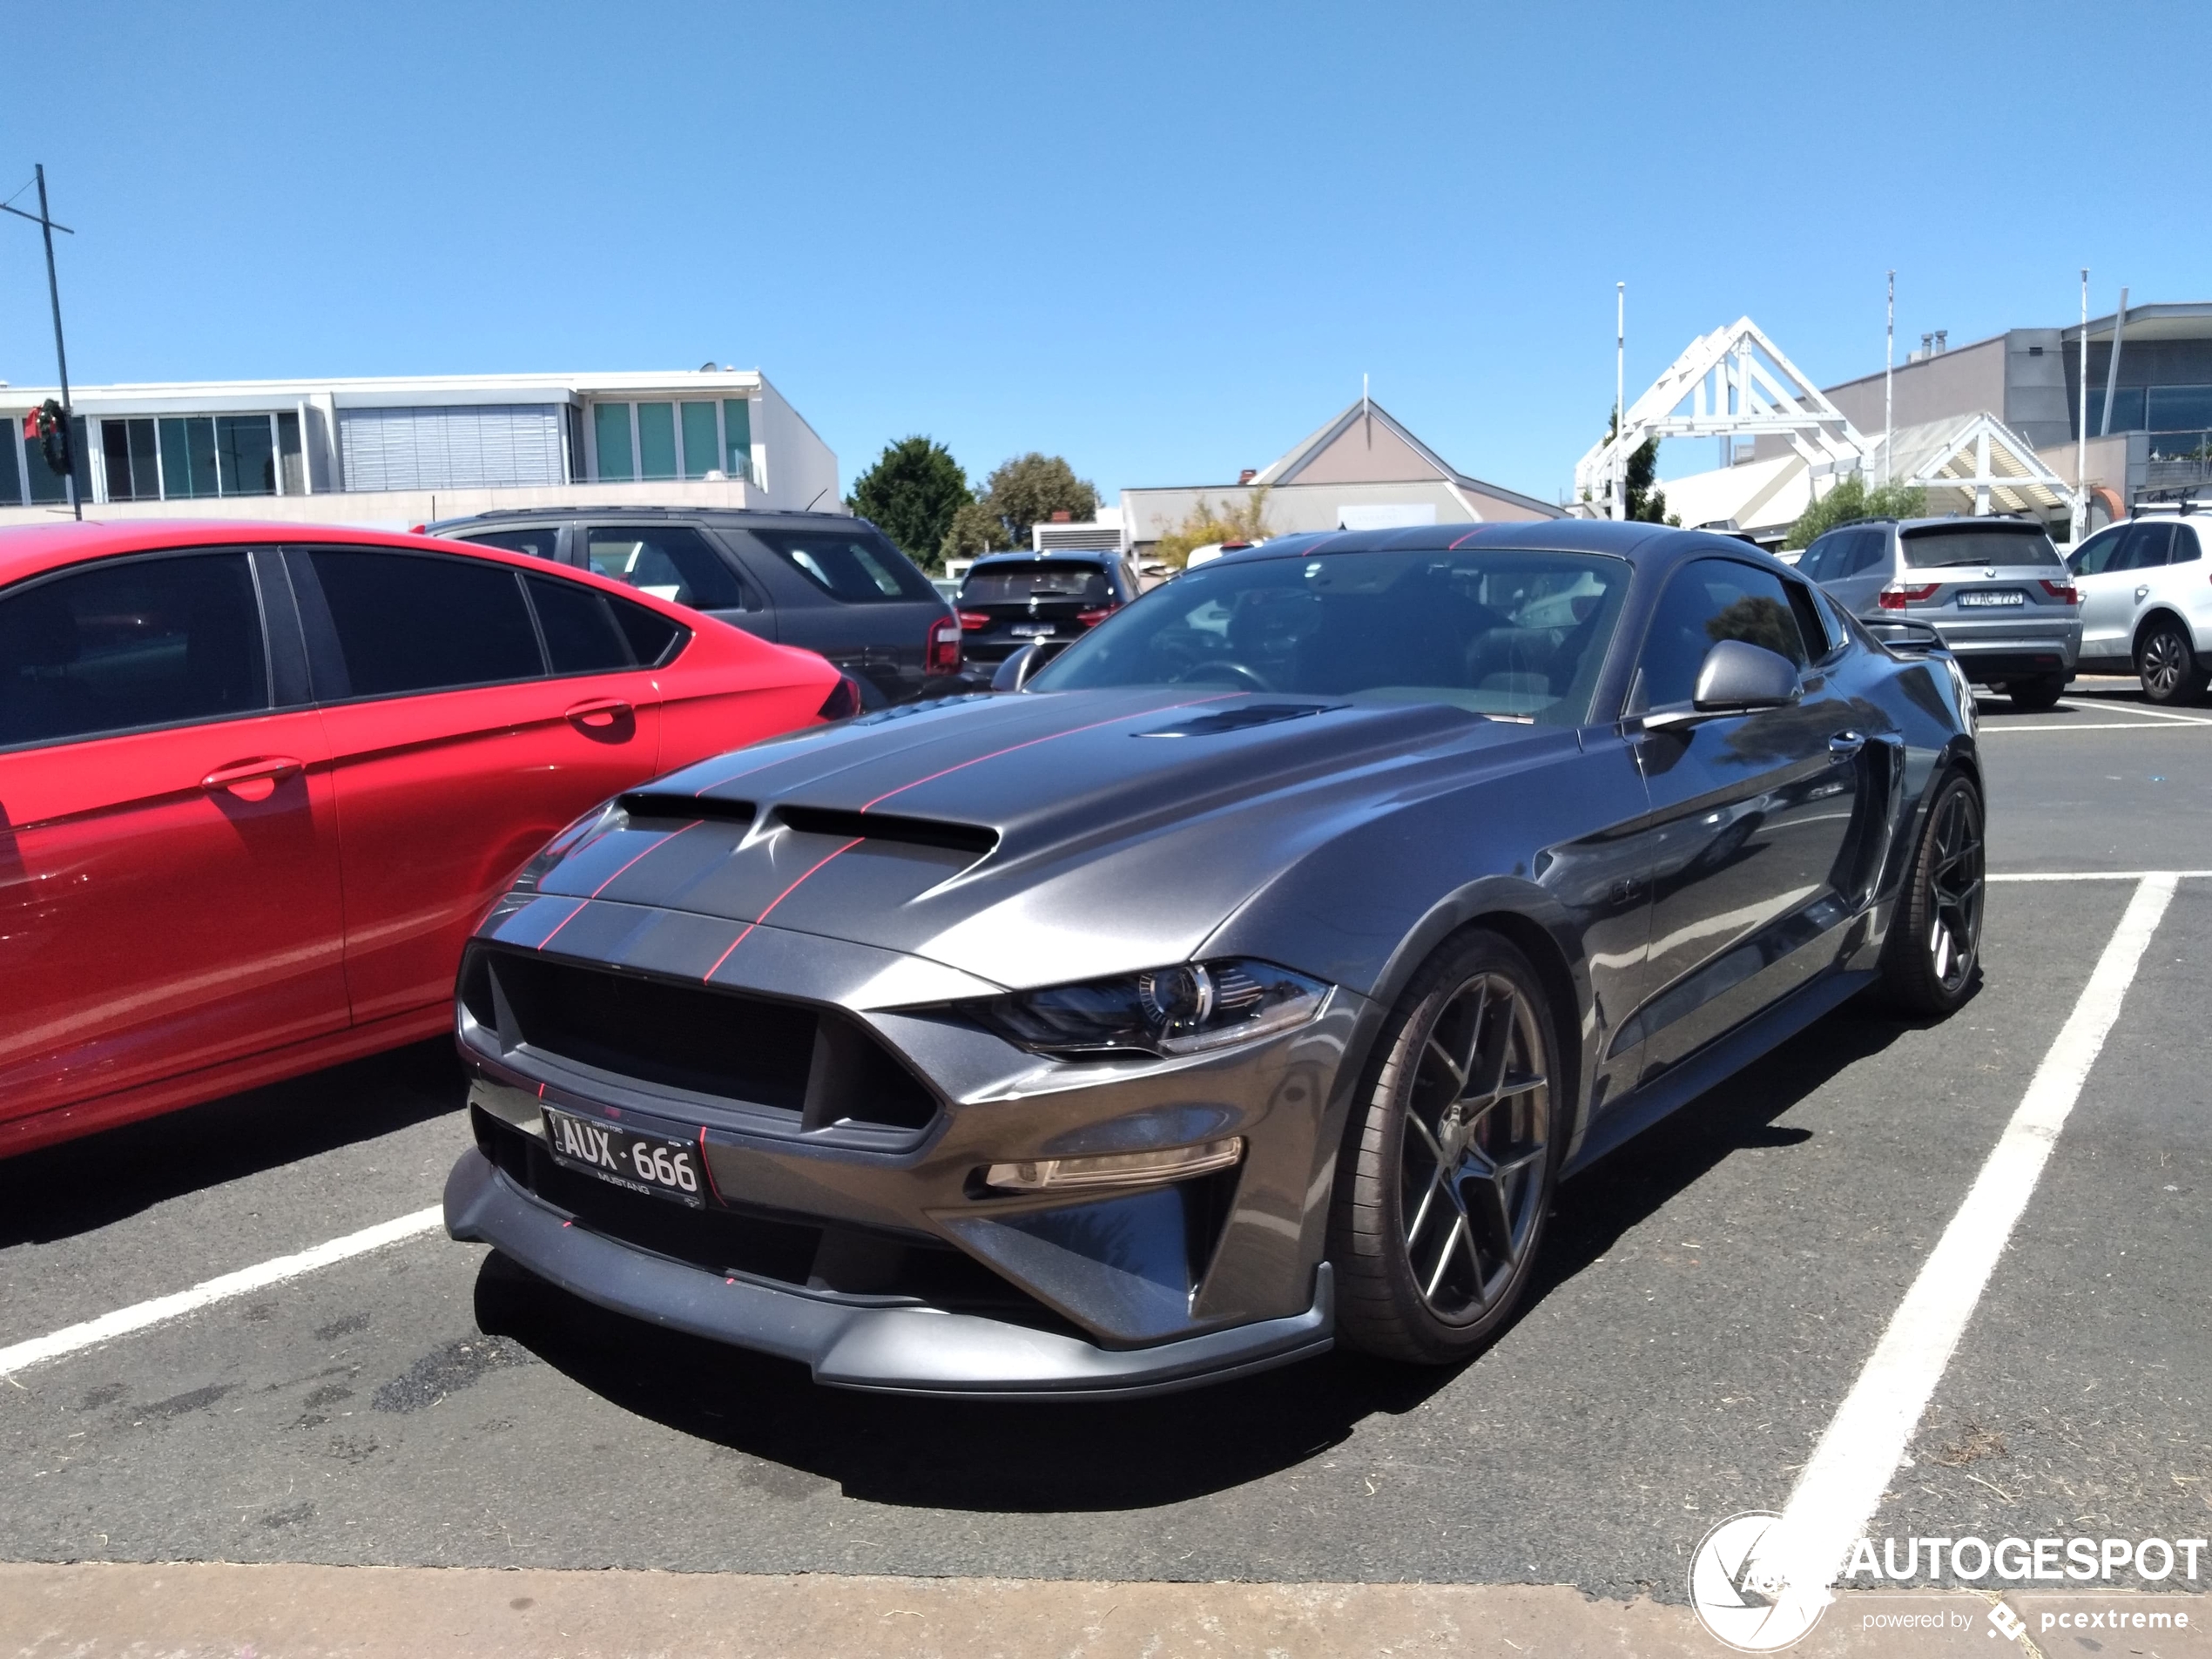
[1331,931,1560,1364]
[2136,618,2209,706]
[2006,672,2066,712]
[1880,771,1986,1016]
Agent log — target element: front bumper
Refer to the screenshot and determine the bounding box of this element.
[445,1146,1333,1398]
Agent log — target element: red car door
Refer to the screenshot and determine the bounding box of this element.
[293,546,666,1025]
[0,548,347,1124]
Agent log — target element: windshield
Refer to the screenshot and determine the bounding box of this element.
[1900,526,2062,570]
[1030,547,1630,725]
[961,562,1111,604]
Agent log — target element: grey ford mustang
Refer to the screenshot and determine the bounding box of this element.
[445,522,1984,1397]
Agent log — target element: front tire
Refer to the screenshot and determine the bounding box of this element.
[2136,618,2209,706]
[1329,931,1561,1365]
[1879,771,1986,1016]
[2007,673,2065,711]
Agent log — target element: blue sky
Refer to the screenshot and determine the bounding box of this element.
[3,1,2202,507]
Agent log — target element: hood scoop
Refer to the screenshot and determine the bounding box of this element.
[1135,702,1343,738]
[776,805,999,857]
[621,792,754,826]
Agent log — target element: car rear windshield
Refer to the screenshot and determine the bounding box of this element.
[1032,547,1631,725]
[752,529,936,604]
[1900,526,2062,569]
[960,562,1111,605]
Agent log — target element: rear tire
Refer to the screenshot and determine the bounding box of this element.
[2136,618,2209,706]
[1329,931,1561,1365]
[1879,771,1986,1017]
[2007,673,2065,712]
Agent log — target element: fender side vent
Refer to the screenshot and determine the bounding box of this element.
[776,806,998,856]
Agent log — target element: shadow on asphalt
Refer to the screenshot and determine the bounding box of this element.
[0,1040,466,1248]
[474,984,1957,1511]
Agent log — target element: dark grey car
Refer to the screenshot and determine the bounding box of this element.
[427,508,965,706]
[445,522,1982,1398]
[1795,516,2081,709]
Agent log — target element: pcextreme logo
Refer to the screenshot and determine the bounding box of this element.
[1689,1513,1829,1653]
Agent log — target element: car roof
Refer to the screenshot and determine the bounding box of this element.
[967,550,1123,566]
[0,517,690,619]
[427,506,871,531]
[1205,520,1751,573]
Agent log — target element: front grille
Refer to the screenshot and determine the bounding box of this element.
[474,1109,1078,1332]
[462,947,938,1139]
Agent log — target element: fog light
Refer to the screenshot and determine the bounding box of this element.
[984,1137,1244,1193]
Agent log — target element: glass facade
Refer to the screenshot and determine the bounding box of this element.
[593,402,635,481]
[636,401,677,481]
[724,398,752,482]
[680,401,718,478]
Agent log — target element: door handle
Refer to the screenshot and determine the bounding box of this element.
[564,697,632,730]
[201,756,303,800]
[1828,731,1867,759]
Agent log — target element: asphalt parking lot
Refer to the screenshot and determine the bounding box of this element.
[1,680,2205,1608]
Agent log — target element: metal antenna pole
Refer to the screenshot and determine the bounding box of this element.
[34,165,79,519]
[1883,271,1894,489]
[1614,282,1625,521]
[2075,269,2089,543]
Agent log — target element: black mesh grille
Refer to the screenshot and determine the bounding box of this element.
[464,946,937,1136]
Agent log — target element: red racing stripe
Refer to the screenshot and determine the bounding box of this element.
[701,836,865,981]
[589,819,700,898]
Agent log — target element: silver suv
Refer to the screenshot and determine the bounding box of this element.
[1795,516,2081,710]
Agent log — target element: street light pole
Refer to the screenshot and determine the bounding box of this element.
[3,164,81,518]
[1884,271,1894,488]
[2074,268,2089,544]
[1614,282,1625,522]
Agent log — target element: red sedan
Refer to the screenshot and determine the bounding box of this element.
[0,520,842,1156]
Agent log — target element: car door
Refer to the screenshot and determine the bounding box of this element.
[0,546,347,1124]
[2070,523,2154,661]
[581,523,774,641]
[293,544,665,1027]
[1620,556,1872,1082]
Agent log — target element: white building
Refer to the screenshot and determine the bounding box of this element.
[0,368,840,529]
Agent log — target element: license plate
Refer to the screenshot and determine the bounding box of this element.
[1957,590,2025,607]
[542,1108,705,1208]
[1010,622,1056,637]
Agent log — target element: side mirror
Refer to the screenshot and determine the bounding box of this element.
[992,641,1069,692]
[1643,639,1800,730]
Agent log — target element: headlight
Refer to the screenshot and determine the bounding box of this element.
[511,799,629,895]
[976,958,1331,1058]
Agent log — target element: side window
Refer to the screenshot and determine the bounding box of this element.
[1797,533,1839,582]
[608,595,686,667]
[2122,523,2175,570]
[750,529,937,604]
[306,549,542,698]
[455,527,561,561]
[0,552,269,749]
[2175,524,2206,564]
[2068,525,2128,576]
[1634,557,1809,711]
[1784,577,1834,659]
[1843,528,1886,576]
[584,527,745,610]
[525,575,633,674]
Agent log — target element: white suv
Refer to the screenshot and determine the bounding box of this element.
[2067,510,2212,705]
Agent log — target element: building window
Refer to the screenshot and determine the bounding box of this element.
[636,401,677,481]
[91,412,295,502]
[590,398,753,484]
[594,402,635,481]
[101,418,163,501]
[24,415,89,504]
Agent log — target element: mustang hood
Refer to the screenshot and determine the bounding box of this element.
[520,689,1575,992]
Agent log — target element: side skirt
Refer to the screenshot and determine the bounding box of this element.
[1562,966,1876,1177]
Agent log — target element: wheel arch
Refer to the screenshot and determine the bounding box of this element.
[2133,605,2196,656]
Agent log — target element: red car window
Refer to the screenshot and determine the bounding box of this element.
[302,547,542,699]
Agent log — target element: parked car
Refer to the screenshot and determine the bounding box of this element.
[1794,516,2080,709]
[2065,508,2212,704]
[0,519,842,1157]
[426,508,964,707]
[445,521,1980,1397]
[952,550,1139,668]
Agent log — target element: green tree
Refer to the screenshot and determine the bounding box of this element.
[1784,473,1928,549]
[1602,411,1676,524]
[848,436,970,570]
[976,452,1099,550]
[1153,488,1274,568]
[941,498,1013,560]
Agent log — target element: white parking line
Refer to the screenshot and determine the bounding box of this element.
[1985,720,2212,733]
[1762,873,2181,1604]
[1990,869,2212,881]
[2070,700,2212,725]
[0,1206,443,1380]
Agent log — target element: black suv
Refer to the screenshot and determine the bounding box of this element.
[426,508,962,705]
[954,550,1138,668]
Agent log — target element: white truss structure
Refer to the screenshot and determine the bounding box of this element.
[1575,316,1870,511]
[1871,413,2076,518]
